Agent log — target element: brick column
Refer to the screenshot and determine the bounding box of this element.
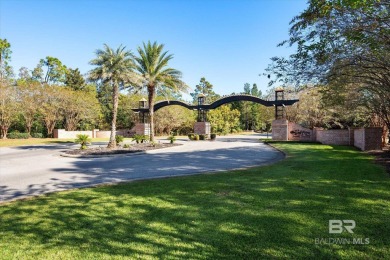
[53,129,65,139]
[272,119,288,141]
[135,123,151,136]
[92,129,99,138]
[194,122,211,136]
[348,127,356,146]
[362,127,382,151]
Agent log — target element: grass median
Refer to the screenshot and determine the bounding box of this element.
[0,142,389,259]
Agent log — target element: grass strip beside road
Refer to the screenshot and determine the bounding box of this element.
[0,142,389,259]
[0,138,119,147]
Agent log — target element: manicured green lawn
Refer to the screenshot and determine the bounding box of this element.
[0,138,74,147]
[0,143,389,259]
[0,138,130,147]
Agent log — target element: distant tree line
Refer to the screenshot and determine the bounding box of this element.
[0,38,276,143]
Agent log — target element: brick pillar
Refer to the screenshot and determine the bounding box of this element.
[348,127,356,146]
[272,119,288,141]
[53,129,65,139]
[135,123,151,136]
[92,129,99,138]
[363,127,382,151]
[194,122,211,136]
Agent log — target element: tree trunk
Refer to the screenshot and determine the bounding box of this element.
[0,53,3,80]
[25,116,33,136]
[107,83,119,148]
[1,126,8,139]
[65,115,78,131]
[46,122,56,138]
[148,85,156,142]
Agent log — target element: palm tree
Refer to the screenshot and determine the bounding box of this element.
[89,44,137,148]
[75,134,91,150]
[134,41,186,141]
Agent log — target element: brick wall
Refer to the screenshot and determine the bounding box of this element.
[271,120,382,150]
[54,128,135,139]
[54,129,98,139]
[288,122,314,141]
[315,129,351,145]
[95,131,111,138]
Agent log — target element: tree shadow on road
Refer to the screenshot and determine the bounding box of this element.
[0,145,283,202]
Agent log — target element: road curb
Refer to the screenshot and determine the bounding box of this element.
[261,141,288,158]
[59,143,184,158]
[59,150,146,158]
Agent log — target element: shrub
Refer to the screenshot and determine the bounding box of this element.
[31,133,44,138]
[210,133,217,140]
[132,134,141,144]
[142,135,149,143]
[123,143,131,148]
[188,133,195,140]
[167,135,176,144]
[133,134,148,144]
[199,134,206,140]
[115,135,124,145]
[7,132,29,139]
[75,134,91,150]
[194,134,200,141]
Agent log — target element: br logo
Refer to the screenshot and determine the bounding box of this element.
[329,220,356,234]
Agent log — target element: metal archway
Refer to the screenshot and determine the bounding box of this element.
[132,93,299,120]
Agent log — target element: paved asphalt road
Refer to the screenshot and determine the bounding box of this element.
[0,134,283,203]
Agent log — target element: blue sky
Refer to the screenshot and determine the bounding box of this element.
[1,0,307,100]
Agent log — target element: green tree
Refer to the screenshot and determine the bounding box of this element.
[39,85,64,137]
[286,88,333,128]
[65,68,86,90]
[243,83,251,94]
[18,67,32,82]
[134,41,186,141]
[155,105,196,136]
[242,83,252,130]
[96,82,113,129]
[157,85,183,100]
[17,81,42,135]
[252,105,274,132]
[62,87,101,131]
[249,84,265,130]
[117,93,138,129]
[31,64,44,82]
[0,80,19,138]
[320,84,378,128]
[239,83,259,130]
[35,56,67,84]
[89,44,138,148]
[0,38,13,79]
[190,77,220,103]
[251,83,261,97]
[208,105,241,135]
[266,0,390,131]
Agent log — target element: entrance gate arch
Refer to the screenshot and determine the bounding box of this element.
[132,90,299,137]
